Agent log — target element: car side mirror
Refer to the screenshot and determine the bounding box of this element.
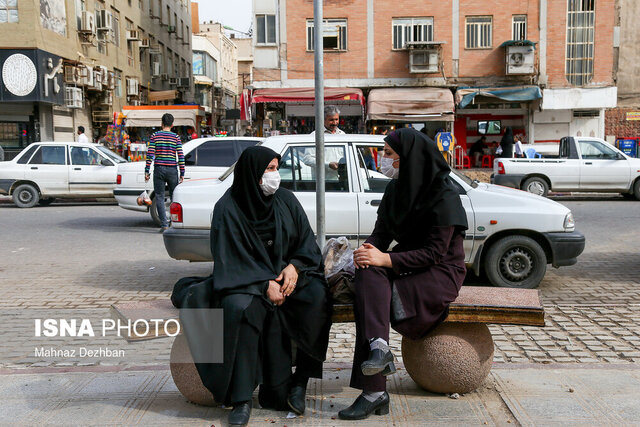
[101,159,113,166]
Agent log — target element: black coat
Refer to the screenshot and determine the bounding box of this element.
[172,188,332,404]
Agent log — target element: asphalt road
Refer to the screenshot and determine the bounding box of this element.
[0,196,638,367]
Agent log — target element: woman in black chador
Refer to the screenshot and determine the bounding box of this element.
[172,146,331,426]
[499,126,515,158]
[338,128,468,420]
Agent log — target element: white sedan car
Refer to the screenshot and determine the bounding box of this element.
[114,136,263,225]
[0,141,126,207]
[163,135,586,289]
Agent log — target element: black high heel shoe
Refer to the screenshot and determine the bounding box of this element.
[361,347,396,376]
[338,392,390,420]
[228,401,252,426]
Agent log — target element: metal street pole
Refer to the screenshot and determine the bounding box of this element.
[313,0,325,248]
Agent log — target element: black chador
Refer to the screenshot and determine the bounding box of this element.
[172,146,332,409]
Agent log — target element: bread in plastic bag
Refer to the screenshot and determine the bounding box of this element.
[137,190,153,206]
[322,236,355,279]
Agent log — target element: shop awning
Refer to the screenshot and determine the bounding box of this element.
[194,75,214,86]
[122,105,205,127]
[251,87,365,105]
[366,87,455,122]
[148,90,178,102]
[455,86,542,109]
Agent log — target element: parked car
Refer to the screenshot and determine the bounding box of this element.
[113,136,263,225]
[492,136,640,198]
[0,141,126,208]
[163,135,585,289]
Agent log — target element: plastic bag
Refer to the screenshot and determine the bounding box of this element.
[495,145,503,155]
[137,190,152,206]
[322,237,355,279]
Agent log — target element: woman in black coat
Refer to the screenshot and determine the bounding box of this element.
[499,126,514,158]
[338,128,468,420]
[172,146,332,426]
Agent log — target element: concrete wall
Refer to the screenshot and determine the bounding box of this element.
[615,0,640,106]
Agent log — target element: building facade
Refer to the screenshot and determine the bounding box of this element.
[252,0,616,147]
[0,0,193,158]
[192,34,219,129]
[604,0,640,142]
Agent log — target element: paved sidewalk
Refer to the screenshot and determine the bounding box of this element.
[1,363,639,426]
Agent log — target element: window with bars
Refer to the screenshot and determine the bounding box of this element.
[512,15,527,40]
[0,0,18,23]
[306,19,347,51]
[256,14,276,44]
[465,16,492,49]
[566,0,595,86]
[392,17,434,49]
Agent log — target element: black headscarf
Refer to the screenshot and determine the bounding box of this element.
[231,146,281,223]
[380,128,467,240]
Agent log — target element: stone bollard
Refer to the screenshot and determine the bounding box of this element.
[401,322,494,394]
[169,333,217,406]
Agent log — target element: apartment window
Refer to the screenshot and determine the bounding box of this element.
[174,53,179,77]
[75,0,85,29]
[306,19,347,51]
[111,8,120,47]
[0,0,18,23]
[139,28,146,71]
[138,0,143,9]
[166,6,170,26]
[465,16,492,49]
[392,17,433,49]
[126,19,135,67]
[512,15,527,40]
[166,48,173,76]
[114,69,122,97]
[256,14,276,44]
[566,0,595,86]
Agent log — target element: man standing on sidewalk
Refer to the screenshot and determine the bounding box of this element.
[144,113,185,232]
[77,126,89,144]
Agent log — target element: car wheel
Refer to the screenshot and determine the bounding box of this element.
[633,179,640,201]
[484,235,547,289]
[522,177,549,197]
[12,184,40,208]
[150,194,171,226]
[38,198,54,206]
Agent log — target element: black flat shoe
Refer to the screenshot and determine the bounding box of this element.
[228,401,252,426]
[338,392,390,420]
[287,384,306,415]
[361,348,396,376]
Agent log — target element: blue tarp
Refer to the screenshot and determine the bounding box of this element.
[456,86,542,109]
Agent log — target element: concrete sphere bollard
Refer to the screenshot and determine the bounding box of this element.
[169,333,217,406]
[401,322,494,394]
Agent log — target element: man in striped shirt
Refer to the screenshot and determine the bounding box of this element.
[144,113,185,231]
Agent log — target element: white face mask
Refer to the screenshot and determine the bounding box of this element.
[380,156,399,179]
[260,171,281,196]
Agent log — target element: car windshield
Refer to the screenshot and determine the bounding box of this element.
[449,168,477,188]
[218,140,264,181]
[96,145,127,163]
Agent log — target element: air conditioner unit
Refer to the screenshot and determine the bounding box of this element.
[126,30,140,41]
[65,87,84,109]
[82,66,94,87]
[129,100,142,106]
[167,25,177,33]
[152,62,161,77]
[409,49,439,73]
[64,65,80,84]
[126,78,139,96]
[100,91,113,106]
[80,11,96,34]
[106,71,115,89]
[505,45,535,75]
[88,70,103,91]
[96,10,113,31]
[168,77,179,85]
[160,73,169,81]
[139,38,150,48]
[178,77,190,88]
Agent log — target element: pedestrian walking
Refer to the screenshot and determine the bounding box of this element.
[498,126,514,158]
[77,126,88,144]
[514,134,524,158]
[144,113,185,232]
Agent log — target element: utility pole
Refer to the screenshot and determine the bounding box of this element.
[313,0,325,248]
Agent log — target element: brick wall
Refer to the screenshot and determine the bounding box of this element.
[458,1,539,78]
[546,0,614,88]
[605,108,640,138]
